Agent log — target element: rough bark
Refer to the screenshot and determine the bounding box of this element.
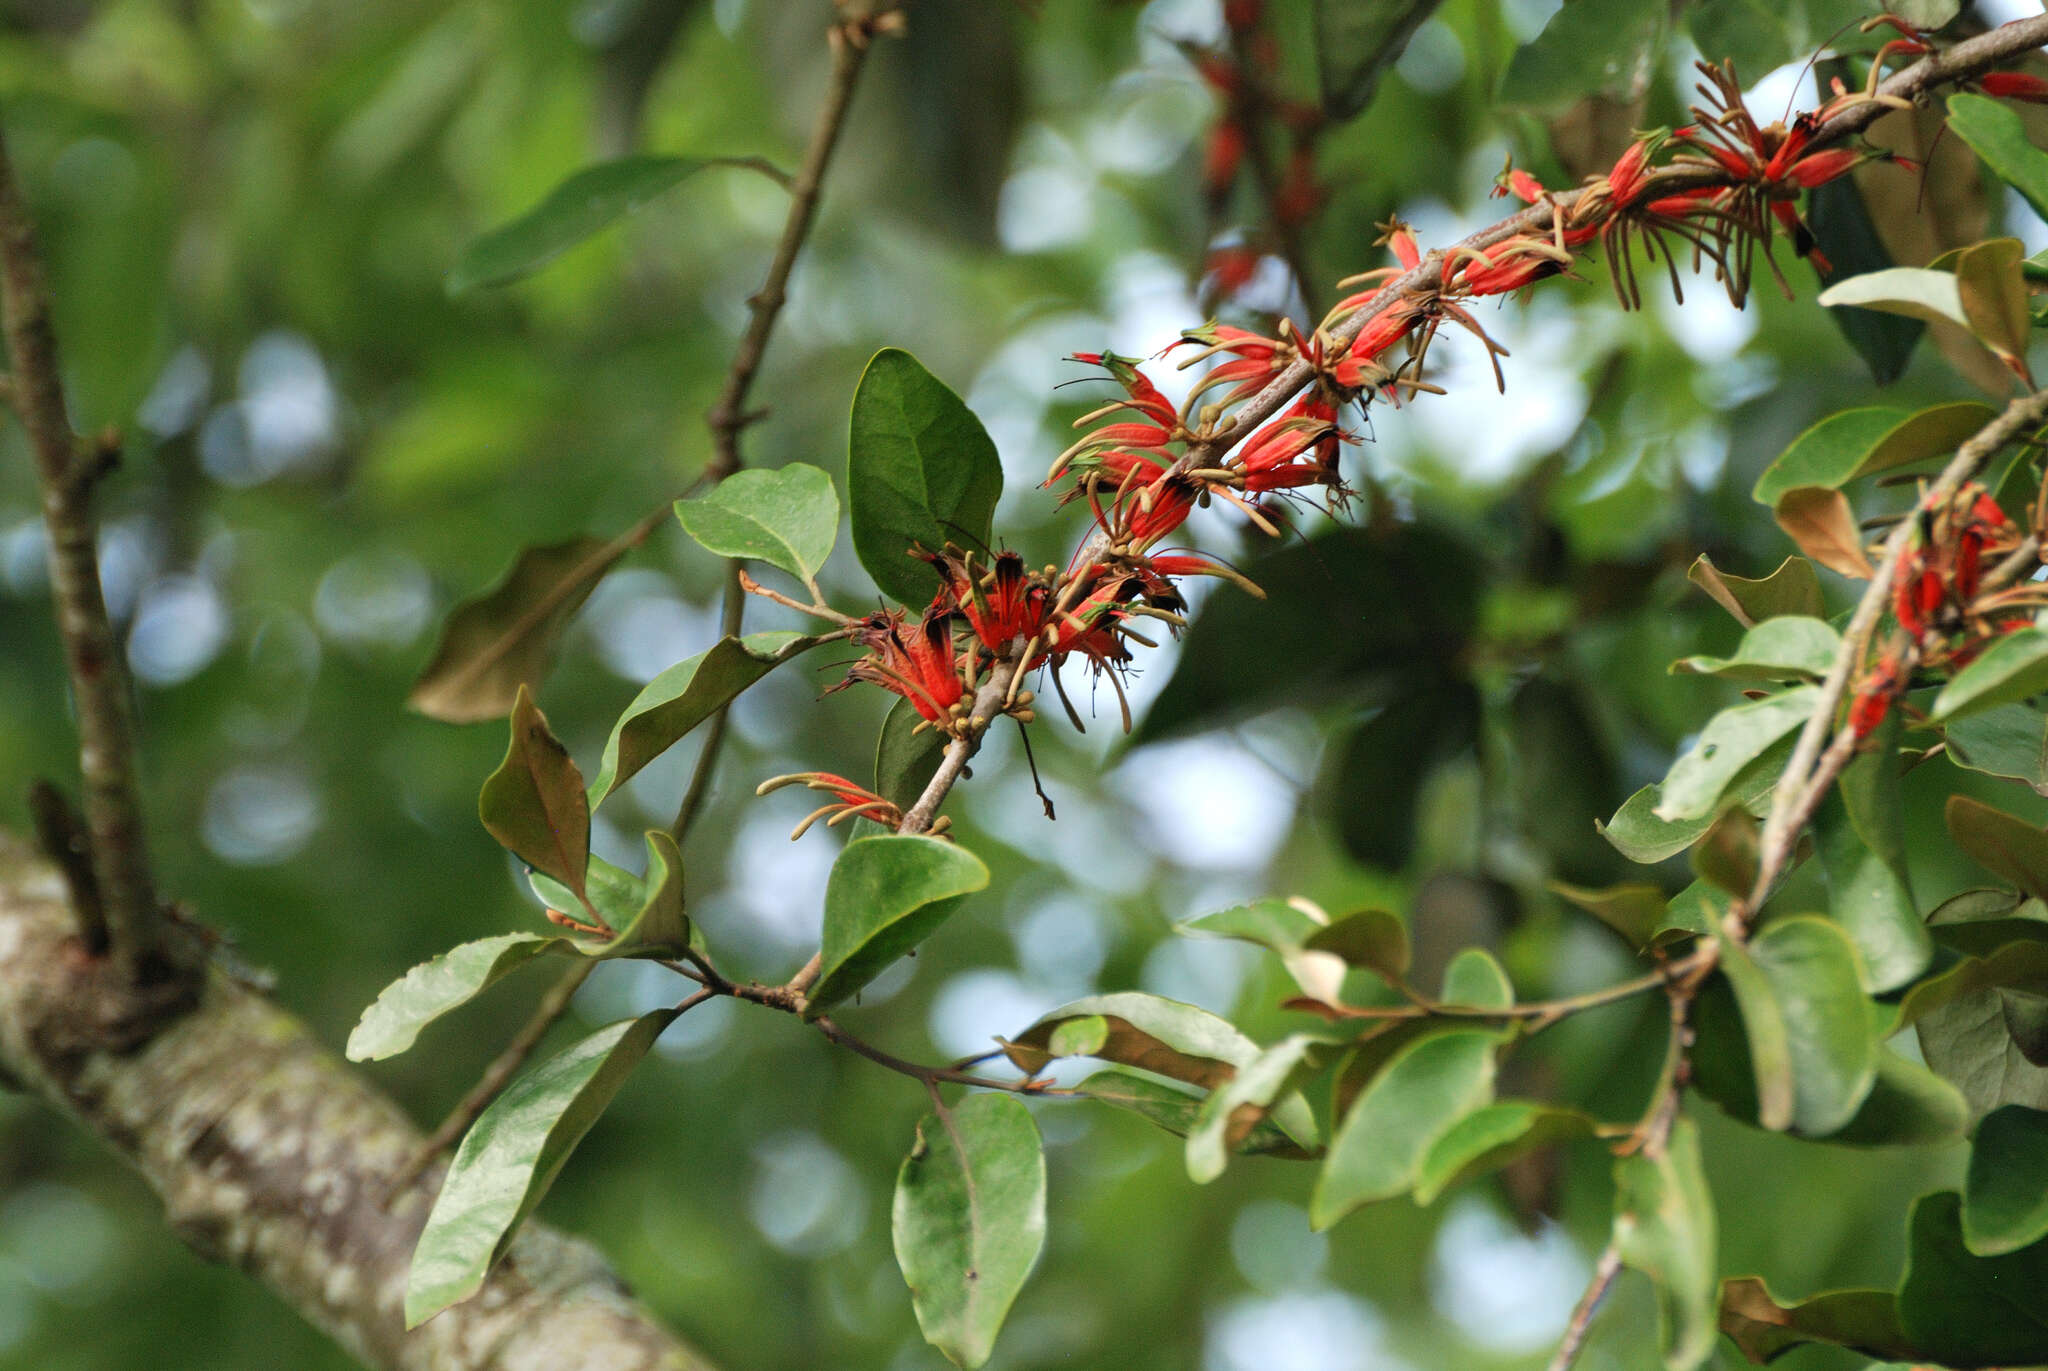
[0,831,714,1371]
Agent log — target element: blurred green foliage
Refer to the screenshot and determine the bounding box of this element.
[3,0,2042,1368]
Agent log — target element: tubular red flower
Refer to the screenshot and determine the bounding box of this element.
[1981,71,2048,104]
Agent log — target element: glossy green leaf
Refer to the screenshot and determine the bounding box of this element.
[1945,702,2048,792]
[479,688,590,905]
[448,155,737,293]
[1497,0,1664,109]
[409,536,624,724]
[1933,627,2048,723]
[1752,404,1993,507]
[1600,733,1793,864]
[1816,266,1971,331]
[1718,930,1796,1132]
[1947,794,2048,900]
[405,1010,675,1326]
[1316,0,1444,120]
[1716,1276,1916,1365]
[347,934,562,1062]
[528,831,690,960]
[1186,1034,1326,1183]
[1749,915,1880,1135]
[1653,688,1817,823]
[1963,1104,2048,1256]
[1073,1067,1306,1157]
[673,463,838,587]
[1440,946,1513,1010]
[808,836,990,1018]
[847,348,1003,606]
[1671,616,1840,681]
[1613,1117,1717,1371]
[1412,1102,1594,1206]
[1687,554,1825,628]
[1898,1191,2048,1366]
[1310,1029,1497,1228]
[1947,93,2048,224]
[893,1093,1046,1370]
[875,694,948,814]
[586,632,810,806]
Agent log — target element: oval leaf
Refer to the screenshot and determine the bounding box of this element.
[1963,1104,2048,1257]
[807,836,990,1018]
[1934,626,2048,723]
[1898,1191,2048,1367]
[1752,403,1993,507]
[410,535,625,723]
[347,933,563,1062]
[1309,1028,1497,1228]
[1413,1102,1594,1206]
[1672,615,1840,681]
[1687,554,1825,628]
[1947,794,2048,901]
[1001,991,1261,1088]
[1746,915,1880,1136]
[1817,266,1971,331]
[587,631,810,805]
[405,1009,676,1326]
[847,348,1003,606]
[893,1093,1046,1370]
[1773,487,1874,580]
[673,462,839,586]
[1654,688,1817,823]
[1948,93,2048,225]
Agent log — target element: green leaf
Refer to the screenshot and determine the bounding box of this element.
[479,688,591,905]
[528,831,691,960]
[1412,1102,1594,1206]
[1817,266,1971,331]
[846,348,1003,607]
[1073,1067,1307,1157]
[1934,628,2048,723]
[1550,881,1669,951]
[1685,0,1792,78]
[409,536,626,724]
[1716,1276,1917,1365]
[1947,794,2048,900]
[1807,173,1924,386]
[1671,616,1840,681]
[1752,404,1995,507]
[1002,992,1263,1089]
[875,695,948,813]
[1328,681,1482,869]
[1829,1050,1972,1147]
[1751,915,1880,1135]
[1945,702,2048,792]
[1600,733,1793,864]
[1440,946,1514,1010]
[1947,93,2048,225]
[1186,1034,1326,1183]
[347,934,563,1062]
[1316,0,1445,120]
[1718,930,1796,1132]
[1818,710,1930,992]
[1613,1117,1718,1371]
[1310,1029,1498,1228]
[1653,688,1818,823]
[892,1094,1046,1370]
[1905,942,2048,1120]
[405,1010,675,1326]
[586,632,810,806]
[1180,899,1352,1004]
[1955,238,2034,378]
[1687,554,1825,628]
[447,156,737,293]
[807,836,990,1018]
[1898,1191,2048,1366]
[1964,1105,2048,1256]
[673,463,839,587]
[1497,0,1665,110]
[1303,909,1412,985]
[1691,807,1761,896]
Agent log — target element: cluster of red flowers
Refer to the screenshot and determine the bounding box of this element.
[1851,485,2034,737]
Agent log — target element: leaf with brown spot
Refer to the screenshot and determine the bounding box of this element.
[410,534,634,723]
[1773,488,1873,580]
[480,688,593,915]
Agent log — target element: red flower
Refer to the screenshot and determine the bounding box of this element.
[838,607,965,723]
[921,548,1047,654]
[1981,71,2048,104]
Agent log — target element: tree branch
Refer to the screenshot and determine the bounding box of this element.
[0,127,189,993]
[0,833,713,1371]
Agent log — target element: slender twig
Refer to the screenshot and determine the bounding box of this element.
[1309,949,1711,1029]
[669,5,886,841]
[1546,1243,1624,1371]
[815,1015,1075,1095]
[0,127,188,988]
[390,958,601,1195]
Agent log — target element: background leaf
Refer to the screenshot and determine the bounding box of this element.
[1613,1118,1718,1371]
[1946,93,2048,225]
[1963,1104,2048,1256]
[479,688,591,903]
[1897,1191,2048,1366]
[1316,0,1446,120]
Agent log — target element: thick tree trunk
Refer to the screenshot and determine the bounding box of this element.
[0,832,713,1371]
